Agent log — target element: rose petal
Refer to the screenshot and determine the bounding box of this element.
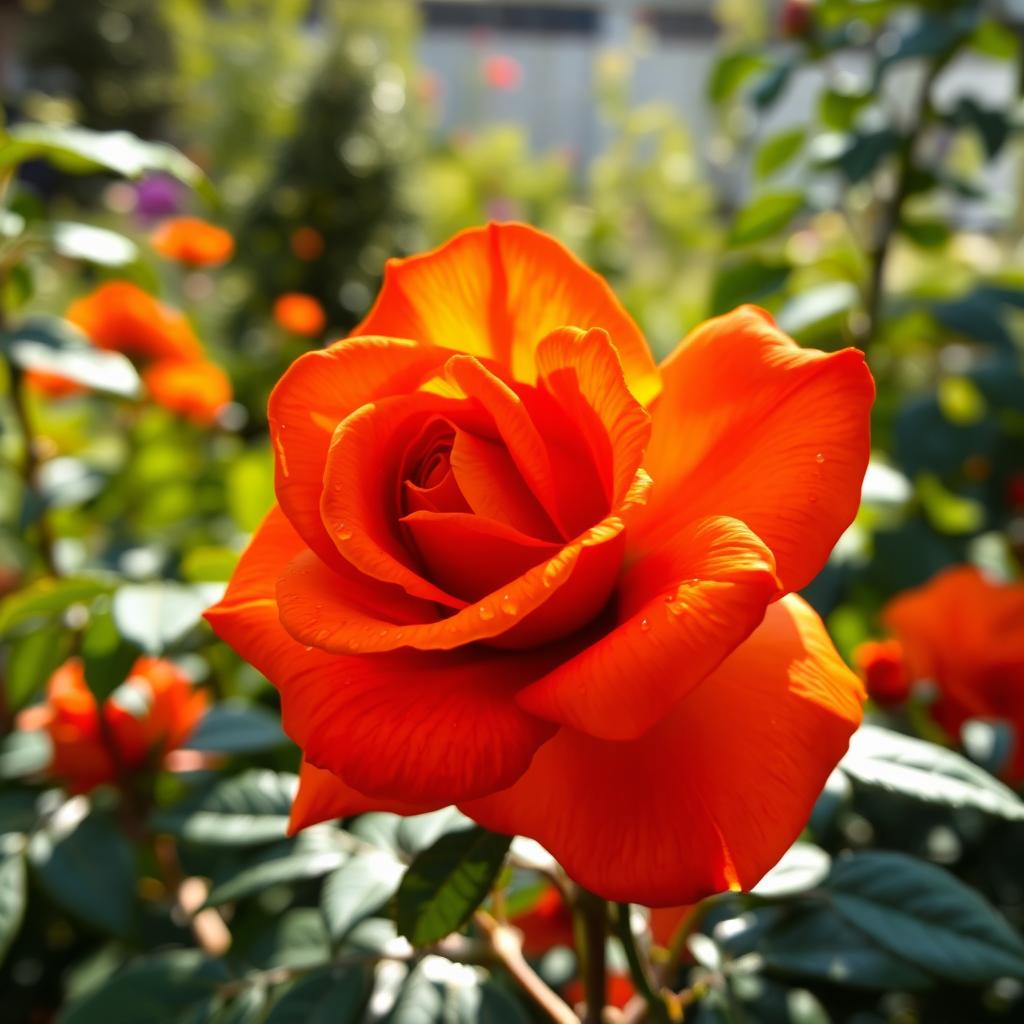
[354,222,660,402]
[635,306,874,592]
[464,595,864,906]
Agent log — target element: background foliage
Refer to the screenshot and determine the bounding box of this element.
[2,0,1024,1021]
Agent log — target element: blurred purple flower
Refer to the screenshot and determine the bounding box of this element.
[135,174,184,221]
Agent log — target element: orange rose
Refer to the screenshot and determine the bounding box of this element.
[142,359,232,425]
[854,638,911,707]
[273,293,327,337]
[64,281,231,421]
[68,281,204,364]
[883,566,1024,780]
[151,217,234,267]
[205,222,873,905]
[17,657,207,794]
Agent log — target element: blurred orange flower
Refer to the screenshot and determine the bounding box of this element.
[883,566,1024,779]
[854,638,911,707]
[151,217,234,267]
[207,223,873,905]
[17,657,207,794]
[25,368,87,399]
[62,281,231,422]
[273,293,327,337]
[483,54,523,91]
[142,359,232,425]
[67,281,204,363]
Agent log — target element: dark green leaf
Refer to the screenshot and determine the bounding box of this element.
[899,217,951,248]
[729,192,803,246]
[0,791,40,835]
[396,826,511,946]
[710,258,790,317]
[204,828,347,907]
[819,87,871,132]
[750,843,830,899]
[210,984,268,1024]
[153,770,298,846]
[82,610,141,702]
[952,98,1010,158]
[3,316,140,398]
[752,61,793,110]
[828,851,1024,983]
[0,125,214,202]
[184,702,286,754]
[29,805,135,937]
[833,129,901,184]
[0,845,26,966]
[244,908,330,970]
[0,574,114,635]
[265,966,371,1024]
[840,724,1024,820]
[60,950,230,1024]
[321,849,405,942]
[754,129,805,180]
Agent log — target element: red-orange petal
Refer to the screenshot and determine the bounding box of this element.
[268,337,453,571]
[205,507,556,805]
[635,306,874,593]
[143,359,231,424]
[463,595,864,906]
[289,760,440,834]
[151,217,234,267]
[353,222,660,402]
[516,516,779,739]
[536,326,651,507]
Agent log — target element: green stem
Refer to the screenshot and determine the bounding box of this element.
[576,889,608,1024]
[615,903,668,1022]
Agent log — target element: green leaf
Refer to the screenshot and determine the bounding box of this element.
[0,574,114,635]
[840,725,1024,820]
[2,316,140,398]
[0,125,214,203]
[153,770,298,846]
[244,907,330,970]
[719,903,933,990]
[819,87,871,132]
[776,282,858,337]
[51,222,139,267]
[5,622,73,709]
[0,791,40,835]
[750,843,830,899]
[728,191,803,245]
[710,258,790,317]
[752,60,793,110]
[212,985,269,1024]
[29,805,135,937]
[387,960,529,1024]
[833,129,901,184]
[60,950,230,1024]
[754,129,805,180]
[226,449,275,533]
[82,610,141,702]
[0,845,27,966]
[265,966,371,1024]
[183,702,286,754]
[708,51,769,105]
[828,851,1024,983]
[396,826,511,946]
[203,828,347,907]
[0,730,52,779]
[321,849,405,942]
[112,581,222,654]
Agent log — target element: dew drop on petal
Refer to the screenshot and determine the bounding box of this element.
[815,452,825,464]
[500,593,519,615]
[479,605,495,621]
[337,524,353,541]
[640,618,651,632]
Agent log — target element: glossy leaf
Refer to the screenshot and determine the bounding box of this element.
[321,849,405,942]
[183,701,287,754]
[264,965,371,1024]
[396,826,511,946]
[0,845,26,966]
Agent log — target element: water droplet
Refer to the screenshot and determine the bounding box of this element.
[500,593,519,616]
[378,629,388,637]
[815,452,825,464]
[479,605,495,621]
[337,525,353,541]
[640,618,651,632]
[394,630,406,642]
[303,645,313,652]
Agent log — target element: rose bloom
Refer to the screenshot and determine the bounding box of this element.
[206,222,874,905]
[17,657,207,794]
[273,292,327,337]
[854,638,911,707]
[62,281,231,423]
[883,565,1024,780]
[151,217,235,267]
